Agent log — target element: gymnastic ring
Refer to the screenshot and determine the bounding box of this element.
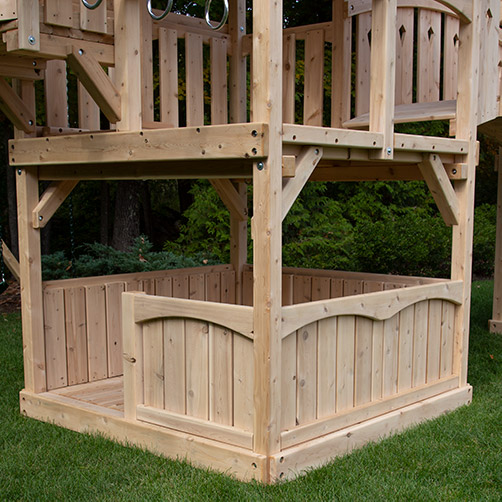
[205,0,229,31]
[147,0,174,21]
[82,0,103,9]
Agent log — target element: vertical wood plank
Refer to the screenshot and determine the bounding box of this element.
[304,29,324,126]
[443,15,460,101]
[382,314,399,397]
[354,317,372,406]
[210,37,228,125]
[355,12,372,117]
[293,276,312,304]
[173,275,189,298]
[343,279,363,297]
[317,317,337,418]
[371,320,385,400]
[364,281,384,293]
[44,288,67,390]
[336,316,355,412]
[417,10,441,103]
[142,279,155,295]
[427,299,442,383]
[80,0,107,33]
[440,301,455,378]
[283,33,296,124]
[185,320,209,419]
[17,0,40,51]
[45,60,68,128]
[159,28,179,127]
[331,0,352,127]
[209,325,233,425]
[140,5,154,124]
[189,274,205,301]
[105,282,125,377]
[78,84,101,130]
[312,277,330,301]
[44,0,73,28]
[395,7,414,106]
[205,272,221,302]
[221,270,236,304]
[281,332,297,430]
[398,305,414,392]
[242,270,253,306]
[155,276,173,297]
[85,285,108,382]
[186,33,204,126]
[412,300,429,387]
[330,278,344,298]
[163,318,186,413]
[296,322,317,425]
[233,333,254,431]
[282,274,294,306]
[143,320,164,408]
[65,287,88,385]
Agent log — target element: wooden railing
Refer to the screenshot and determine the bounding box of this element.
[42,264,235,390]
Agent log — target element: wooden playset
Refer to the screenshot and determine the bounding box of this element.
[0,0,500,483]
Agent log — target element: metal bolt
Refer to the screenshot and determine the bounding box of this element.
[315,149,320,155]
[251,130,258,137]
[452,169,457,175]
[386,147,392,155]
[32,60,37,67]
[257,162,264,171]
[17,169,22,175]
[240,26,244,32]
[78,49,84,56]
[28,120,33,126]
[28,35,36,46]
[350,4,354,10]
[38,216,43,221]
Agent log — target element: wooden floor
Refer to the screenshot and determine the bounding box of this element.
[52,377,125,412]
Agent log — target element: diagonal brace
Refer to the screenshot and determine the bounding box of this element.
[67,46,121,124]
[210,180,248,221]
[33,180,79,229]
[0,78,36,133]
[282,146,323,221]
[1,240,20,282]
[418,153,459,226]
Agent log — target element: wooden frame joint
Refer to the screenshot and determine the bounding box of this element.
[210,180,248,222]
[32,181,79,229]
[0,78,36,133]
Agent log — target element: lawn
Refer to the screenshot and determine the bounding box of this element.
[0,281,500,501]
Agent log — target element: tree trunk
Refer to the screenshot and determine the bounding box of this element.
[111,181,141,252]
[100,181,110,246]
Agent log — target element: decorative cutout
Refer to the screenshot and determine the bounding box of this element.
[399,25,406,41]
[428,27,435,41]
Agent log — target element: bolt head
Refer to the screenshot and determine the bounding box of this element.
[38,216,43,221]
[257,162,264,171]
[240,26,244,32]
[386,147,392,155]
[78,49,84,56]
[452,169,457,175]
[28,120,33,126]
[28,35,36,45]
[17,169,22,175]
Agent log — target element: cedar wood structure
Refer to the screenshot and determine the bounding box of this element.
[0,0,500,483]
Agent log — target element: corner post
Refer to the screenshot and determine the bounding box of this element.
[369,0,397,159]
[16,167,46,393]
[114,0,143,131]
[229,0,248,304]
[490,149,502,333]
[251,0,283,472]
[451,0,480,383]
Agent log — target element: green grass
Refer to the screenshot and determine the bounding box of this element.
[1,281,501,501]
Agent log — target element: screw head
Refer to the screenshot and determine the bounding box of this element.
[78,49,84,56]
[257,162,264,171]
[38,216,43,221]
[28,120,33,126]
[17,169,22,175]
[386,147,392,155]
[28,35,36,46]
[315,149,320,155]
[452,169,457,175]
[32,60,37,66]
[240,26,244,32]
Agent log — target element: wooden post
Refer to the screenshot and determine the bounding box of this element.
[369,0,397,160]
[331,0,352,128]
[451,1,480,383]
[114,0,142,131]
[490,149,502,333]
[17,0,40,52]
[16,167,46,393]
[229,0,248,304]
[252,0,283,470]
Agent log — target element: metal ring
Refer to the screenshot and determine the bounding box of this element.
[81,0,104,10]
[147,0,174,21]
[205,0,229,31]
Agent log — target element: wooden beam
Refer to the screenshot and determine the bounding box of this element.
[210,180,248,221]
[32,181,79,229]
[282,147,323,221]
[45,60,68,128]
[369,0,397,160]
[252,0,283,468]
[10,124,268,167]
[0,56,46,80]
[435,0,472,23]
[16,167,46,393]
[418,154,460,226]
[490,150,502,332]
[67,47,121,124]
[1,240,20,282]
[17,0,40,51]
[0,78,35,134]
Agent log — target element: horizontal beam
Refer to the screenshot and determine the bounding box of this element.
[394,133,469,155]
[345,0,458,17]
[67,46,121,124]
[0,78,35,133]
[32,180,79,228]
[0,56,46,80]
[9,123,268,167]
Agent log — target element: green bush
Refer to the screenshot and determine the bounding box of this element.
[42,236,218,281]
